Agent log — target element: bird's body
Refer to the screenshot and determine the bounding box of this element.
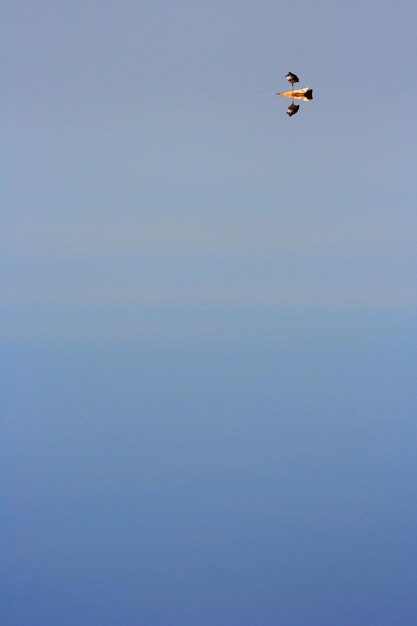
[285,72,299,86]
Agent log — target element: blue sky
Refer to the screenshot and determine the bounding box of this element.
[2,1,417,625]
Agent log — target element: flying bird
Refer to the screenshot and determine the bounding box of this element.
[276,72,314,117]
[285,72,299,86]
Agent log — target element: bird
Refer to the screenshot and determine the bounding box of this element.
[285,72,299,86]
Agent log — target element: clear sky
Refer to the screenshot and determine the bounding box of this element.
[2,1,417,625]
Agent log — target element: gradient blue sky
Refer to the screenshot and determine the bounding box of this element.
[2,1,417,625]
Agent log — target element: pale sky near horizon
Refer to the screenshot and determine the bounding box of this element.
[2,1,417,625]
